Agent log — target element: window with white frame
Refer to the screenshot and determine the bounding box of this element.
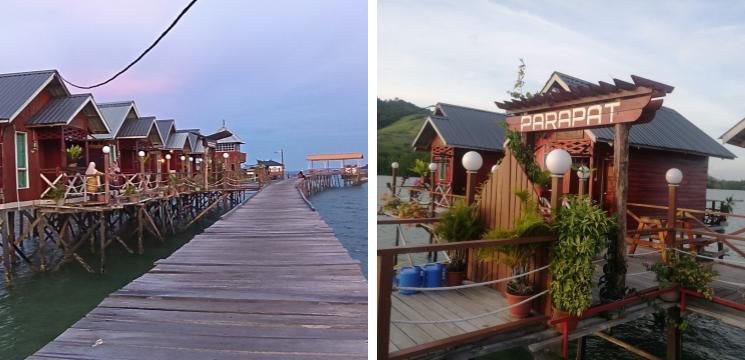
[15,132,29,189]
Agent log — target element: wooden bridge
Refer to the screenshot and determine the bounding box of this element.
[30,179,367,359]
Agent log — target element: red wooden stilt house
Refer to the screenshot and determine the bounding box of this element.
[412,103,506,206]
[0,70,110,205]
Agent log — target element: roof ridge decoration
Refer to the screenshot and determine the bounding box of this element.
[497,75,674,133]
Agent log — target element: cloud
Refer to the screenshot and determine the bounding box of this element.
[379,0,745,179]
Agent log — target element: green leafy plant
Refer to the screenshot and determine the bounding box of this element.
[66,145,83,162]
[123,184,137,196]
[651,249,717,300]
[397,200,428,219]
[551,195,616,316]
[478,191,552,296]
[379,193,402,215]
[435,200,485,272]
[503,126,551,186]
[46,184,66,202]
[168,174,180,187]
[409,159,430,178]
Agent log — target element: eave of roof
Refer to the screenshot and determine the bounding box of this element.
[0,69,70,122]
[721,117,745,148]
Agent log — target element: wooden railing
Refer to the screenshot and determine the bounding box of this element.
[377,216,554,359]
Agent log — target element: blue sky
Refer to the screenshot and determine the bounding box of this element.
[0,0,367,170]
[379,0,745,180]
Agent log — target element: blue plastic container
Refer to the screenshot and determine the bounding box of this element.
[423,263,443,288]
[398,266,422,295]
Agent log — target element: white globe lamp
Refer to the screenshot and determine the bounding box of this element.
[138,151,145,157]
[546,149,572,176]
[102,146,111,154]
[462,151,483,172]
[666,168,683,186]
[165,154,171,160]
[391,162,399,169]
[577,165,590,180]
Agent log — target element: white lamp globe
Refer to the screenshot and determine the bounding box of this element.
[546,149,572,176]
[428,163,438,172]
[491,164,499,173]
[196,158,202,164]
[102,145,111,154]
[180,155,186,161]
[666,168,683,185]
[462,151,483,172]
[189,156,193,161]
[391,162,399,169]
[222,152,229,159]
[577,165,590,180]
[165,154,172,160]
[138,151,145,157]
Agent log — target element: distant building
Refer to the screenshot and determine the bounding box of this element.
[257,160,284,179]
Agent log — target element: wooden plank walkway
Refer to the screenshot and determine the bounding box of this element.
[31,179,368,359]
[390,286,513,352]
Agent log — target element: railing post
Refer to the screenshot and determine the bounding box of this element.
[378,253,394,359]
[665,168,682,259]
[391,162,398,196]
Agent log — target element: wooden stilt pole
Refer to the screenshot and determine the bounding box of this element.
[137,205,144,254]
[37,214,46,271]
[666,307,681,360]
[613,123,630,292]
[2,211,11,287]
[99,212,106,274]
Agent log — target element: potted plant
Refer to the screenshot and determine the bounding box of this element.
[123,184,140,203]
[435,200,485,286]
[651,249,717,302]
[479,191,552,318]
[397,200,428,219]
[550,195,615,332]
[718,196,735,226]
[66,145,83,169]
[46,183,66,206]
[168,174,179,196]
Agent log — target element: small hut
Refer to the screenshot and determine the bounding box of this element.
[412,103,506,202]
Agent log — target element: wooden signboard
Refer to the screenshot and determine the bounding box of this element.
[506,94,652,132]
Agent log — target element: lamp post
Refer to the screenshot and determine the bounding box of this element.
[275,149,285,179]
[180,155,186,174]
[102,146,111,204]
[165,153,172,175]
[428,162,438,216]
[577,165,590,196]
[462,151,483,205]
[223,152,229,188]
[665,168,682,251]
[188,156,193,176]
[546,149,572,214]
[391,162,399,195]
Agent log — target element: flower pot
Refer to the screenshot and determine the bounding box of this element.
[446,270,464,286]
[55,198,65,206]
[660,285,680,302]
[551,308,578,333]
[505,292,533,318]
[129,195,141,203]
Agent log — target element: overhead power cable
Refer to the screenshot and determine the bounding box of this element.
[62,0,198,90]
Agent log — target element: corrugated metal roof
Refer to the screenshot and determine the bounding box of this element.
[721,117,745,148]
[192,140,205,154]
[166,131,189,150]
[306,153,364,161]
[590,107,736,159]
[156,119,175,144]
[0,70,58,121]
[413,103,506,152]
[217,133,244,144]
[258,160,283,166]
[26,95,90,125]
[94,101,136,139]
[117,116,157,138]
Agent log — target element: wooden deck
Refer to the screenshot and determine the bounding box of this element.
[390,286,513,352]
[31,179,368,359]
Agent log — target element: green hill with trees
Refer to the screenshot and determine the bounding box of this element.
[377,98,430,175]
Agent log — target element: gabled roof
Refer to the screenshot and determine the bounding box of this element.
[166,131,190,150]
[95,101,139,139]
[217,133,244,144]
[412,103,506,152]
[117,116,163,144]
[540,71,594,94]
[26,94,110,133]
[721,118,745,148]
[0,70,70,122]
[155,119,176,144]
[589,107,736,159]
[185,132,202,154]
[258,160,283,167]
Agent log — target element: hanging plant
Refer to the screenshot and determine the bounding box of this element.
[503,125,551,186]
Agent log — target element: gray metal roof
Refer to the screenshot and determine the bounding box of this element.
[156,119,175,144]
[95,101,136,139]
[217,133,245,144]
[166,131,190,150]
[590,107,736,159]
[26,95,90,125]
[0,70,65,121]
[721,117,745,148]
[412,103,506,152]
[117,116,157,138]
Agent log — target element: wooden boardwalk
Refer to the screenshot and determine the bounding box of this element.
[31,180,368,359]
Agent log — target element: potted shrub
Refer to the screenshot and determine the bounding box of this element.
[46,183,66,206]
[435,200,485,286]
[168,174,179,196]
[66,145,83,169]
[480,191,551,318]
[397,200,427,219]
[718,196,735,227]
[123,184,140,203]
[550,195,615,332]
[651,249,717,302]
